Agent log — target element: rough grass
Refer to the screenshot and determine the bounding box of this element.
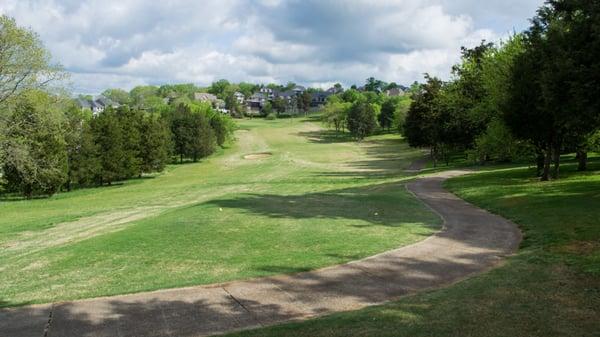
[0,117,437,307]
[225,156,600,337]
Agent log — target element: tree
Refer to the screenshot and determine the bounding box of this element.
[130,85,159,109]
[189,112,215,161]
[139,116,170,173]
[404,75,444,165]
[503,0,600,180]
[378,98,396,131]
[67,121,100,187]
[1,90,67,197]
[208,79,231,97]
[210,113,234,147]
[102,88,131,105]
[262,101,273,116]
[347,101,376,140]
[0,16,65,106]
[364,77,386,92]
[322,96,350,132]
[272,97,287,114]
[116,106,142,178]
[170,104,195,163]
[298,91,312,115]
[90,108,124,185]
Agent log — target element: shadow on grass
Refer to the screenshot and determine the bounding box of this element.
[205,181,434,228]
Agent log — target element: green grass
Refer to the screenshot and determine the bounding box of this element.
[225,157,600,337]
[0,117,438,307]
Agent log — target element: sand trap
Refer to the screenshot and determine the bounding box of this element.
[243,152,273,160]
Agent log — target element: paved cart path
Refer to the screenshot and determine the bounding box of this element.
[0,170,521,337]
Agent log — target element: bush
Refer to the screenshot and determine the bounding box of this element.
[265,112,277,120]
[468,119,533,163]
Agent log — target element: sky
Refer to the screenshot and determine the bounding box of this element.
[0,0,545,94]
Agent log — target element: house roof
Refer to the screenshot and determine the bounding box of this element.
[194,92,218,102]
[76,98,91,109]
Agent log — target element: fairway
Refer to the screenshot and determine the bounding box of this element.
[0,117,439,307]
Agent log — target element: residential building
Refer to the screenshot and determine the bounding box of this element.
[76,96,120,116]
[384,88,405,97]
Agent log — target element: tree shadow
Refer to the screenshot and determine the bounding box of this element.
[297,129,354,144]
[205,181,436,228]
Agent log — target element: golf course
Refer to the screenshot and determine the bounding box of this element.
[0,117,440,307]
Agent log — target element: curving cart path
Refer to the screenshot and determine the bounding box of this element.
[0,170,521,337]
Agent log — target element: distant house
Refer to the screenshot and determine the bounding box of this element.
[246,92,268,115]
[291,85,306,95]
[233,91,245,104]
[194,92,218,103]
[326,86,343,95]
[76,96,120,116]
[384,88,405,97]
[310,91,331,107]
[259,87,275,100]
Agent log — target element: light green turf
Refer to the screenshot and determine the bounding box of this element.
[0,117,439,307]
[225,156,600,337]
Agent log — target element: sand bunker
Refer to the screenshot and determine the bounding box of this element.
[243,152,273,160]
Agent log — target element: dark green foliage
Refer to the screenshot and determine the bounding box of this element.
[346,101,376,140]
[298,91,312,114]
[116,106,143,179]
[378,99,396,130]
[210,114,234,147]
[1,91,67,197]
[139,116,171,174]
[68,122,100,187]
[189,112,215,161]
[91,108,125,185]
[404,75,443,149]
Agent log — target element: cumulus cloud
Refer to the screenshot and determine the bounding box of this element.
[0,0,543,93]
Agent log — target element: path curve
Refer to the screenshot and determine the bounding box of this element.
[0,170,521,337]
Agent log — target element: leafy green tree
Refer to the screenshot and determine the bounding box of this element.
[169,104,195,163]
[0,16,65,106]
[504,0,600,180]
[298,91,312,115]
[1,90,67,197]
[347,101,376,140]
[364,77,386,92]
[322,96,350,132]
[189,112,215,161]
[378,98,396,131]
[262,101,273,116]
[210,113,235,147]
[116,106,142,178]
[272,97,287,114]
[68,121,99,187]
[139,115,171,173]
[90,108,124,185]
[130,85,159,109]
[101,88,131,105]
[208,79,231,97]
[404,75,444,165]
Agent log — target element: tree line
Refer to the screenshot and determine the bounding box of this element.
[0,15,236,198]
[321,80,414,140]
[403,0,600,180]
[2,91,234,198]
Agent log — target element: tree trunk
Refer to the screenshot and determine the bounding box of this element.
[552,145,560,180]
[577,150,588,171]
[536,152,545,177]
[541,148,551,181]
[180,154,183,164]
[431,146,437,168]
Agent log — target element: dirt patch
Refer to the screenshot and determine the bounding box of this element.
[243,152,273,160]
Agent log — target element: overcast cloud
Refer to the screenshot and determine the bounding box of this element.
[0,0,544,93]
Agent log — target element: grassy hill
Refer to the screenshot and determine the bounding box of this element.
[0,117,439,307]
